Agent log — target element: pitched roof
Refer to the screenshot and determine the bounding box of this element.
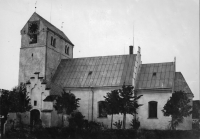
[136,62,175,89]
[52,54,137,88]
[174,72,193,94]
[34,12,74,46]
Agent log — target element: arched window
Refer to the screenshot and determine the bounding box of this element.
[53,38,56,47]
[51,36,53,45]
[98,101,107,118]
[148,101,157,118]
[67,47,69,55]
[65,45,69,55]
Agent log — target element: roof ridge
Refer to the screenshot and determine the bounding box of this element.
[142,62,174,65]
[61,54,137,60]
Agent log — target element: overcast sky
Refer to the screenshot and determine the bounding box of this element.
[0,0,199,100]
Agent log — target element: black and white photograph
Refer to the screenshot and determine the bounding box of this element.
[0,0,199,138]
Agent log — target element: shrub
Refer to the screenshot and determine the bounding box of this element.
[113,120,122,129]
[68,111,85,130]
[130,118,140,130]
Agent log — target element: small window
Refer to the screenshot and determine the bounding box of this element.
[29,34,37,44]
[53,39,56,47]
[65,45,69,55]
[98,101,107,118]
[51,36,53,45]
[149,101,157,118]
[34,101,37,106]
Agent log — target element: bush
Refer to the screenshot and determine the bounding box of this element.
[113,120,122,129]
[68,111,85,130]
[130,118,140,130]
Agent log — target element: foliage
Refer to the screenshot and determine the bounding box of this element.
[118,83,143,129]
[68,111,85,130]
[10,83,32,113]
[103,83,143,129]
[113,120,122,129]
[0,89,11,118]
[54,90,80,115]
[130,117,140,130]
[104,89,120,128]
[162,90,192,130]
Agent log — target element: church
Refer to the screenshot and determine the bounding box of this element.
[18,12,193,130]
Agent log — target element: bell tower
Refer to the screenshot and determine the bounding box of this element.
[19,12,74,84]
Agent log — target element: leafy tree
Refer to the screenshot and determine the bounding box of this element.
[104,89,120,129]
[162,90,192,130]
[10,83,32,113]
[118,84,143,129]
[0,89,11,133]
[54,90,80,126]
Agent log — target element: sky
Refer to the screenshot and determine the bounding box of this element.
[0,0,199,100]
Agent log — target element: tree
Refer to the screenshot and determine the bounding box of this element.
[118,84,142,129]
[104,89,120,129]
[162,90,192,130]
[10,83,32,113]
[0,89,11,134]
[54,90,80,126]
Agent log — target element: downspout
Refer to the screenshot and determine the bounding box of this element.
[90,87,94,121]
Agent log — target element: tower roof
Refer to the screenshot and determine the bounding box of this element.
[22,12,74,46]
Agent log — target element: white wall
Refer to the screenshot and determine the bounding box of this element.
[136,90,172,130]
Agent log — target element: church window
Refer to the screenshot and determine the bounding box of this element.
[29,34,37,44]
[53,38,56,47]
[98,101,107,118]
[34,101,37,106]
[149,101,157,118]
[65,45,69,55]
[51,36,53,45]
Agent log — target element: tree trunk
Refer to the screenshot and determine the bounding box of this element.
[62,113,64,127]
[123,113,126,129]
[111,114,113,129]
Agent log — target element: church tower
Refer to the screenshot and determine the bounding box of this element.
[19,12,74,84]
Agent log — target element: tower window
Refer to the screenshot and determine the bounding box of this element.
[98,101,107,118]
[148,101,157,118]
[29,34,37,44]
[65,45,69,55]
[34,101,37,106]
[51,36,53,45]
[53,39,56,47]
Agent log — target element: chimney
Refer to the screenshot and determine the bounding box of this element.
[129,45,133,55]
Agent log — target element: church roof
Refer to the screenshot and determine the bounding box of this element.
[34,12,74,46]
[174,72,193,94]
[136,62,175,89]
[52,54,137,88]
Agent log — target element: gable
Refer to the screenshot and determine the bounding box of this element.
[52,54,137,88]
[21,12,74,46]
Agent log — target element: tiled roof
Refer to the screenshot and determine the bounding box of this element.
[52,54,137,88]
[45,81,64,95]
[136,62,175,89]
[35,12,74,46]
[174,72,193,94]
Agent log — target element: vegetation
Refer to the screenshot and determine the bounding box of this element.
[104,84,142,129]
[0,83,32,132]
[104,89,120,129]
[54,90,80,126]
[162,90,192,130]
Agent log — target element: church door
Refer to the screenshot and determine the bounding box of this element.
[30,109,40,128]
